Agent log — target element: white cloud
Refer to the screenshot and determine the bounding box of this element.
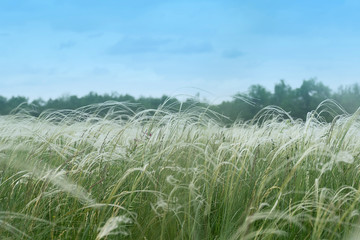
[107,36,213,55]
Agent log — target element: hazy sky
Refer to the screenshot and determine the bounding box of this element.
[1,0,360,102]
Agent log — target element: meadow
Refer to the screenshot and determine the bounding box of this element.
[0,101,360,239]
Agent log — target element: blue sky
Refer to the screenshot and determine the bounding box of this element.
[1,0,360,102]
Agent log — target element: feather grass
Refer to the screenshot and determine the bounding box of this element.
[0,102,359,239]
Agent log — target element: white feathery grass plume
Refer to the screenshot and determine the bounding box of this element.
[40,169,95,205]
[96,215,132,239]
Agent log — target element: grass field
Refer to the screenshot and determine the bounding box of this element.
[0,102,360,239]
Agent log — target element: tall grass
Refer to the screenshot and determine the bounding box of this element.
[0,101,360,239]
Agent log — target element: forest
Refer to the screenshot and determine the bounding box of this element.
[1,79,359,122]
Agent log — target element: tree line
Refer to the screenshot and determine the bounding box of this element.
[0,79,359,122]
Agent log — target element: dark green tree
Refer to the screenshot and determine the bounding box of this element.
[273,80,295,110]
[333,84,360,113]
[294,79,331,119]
